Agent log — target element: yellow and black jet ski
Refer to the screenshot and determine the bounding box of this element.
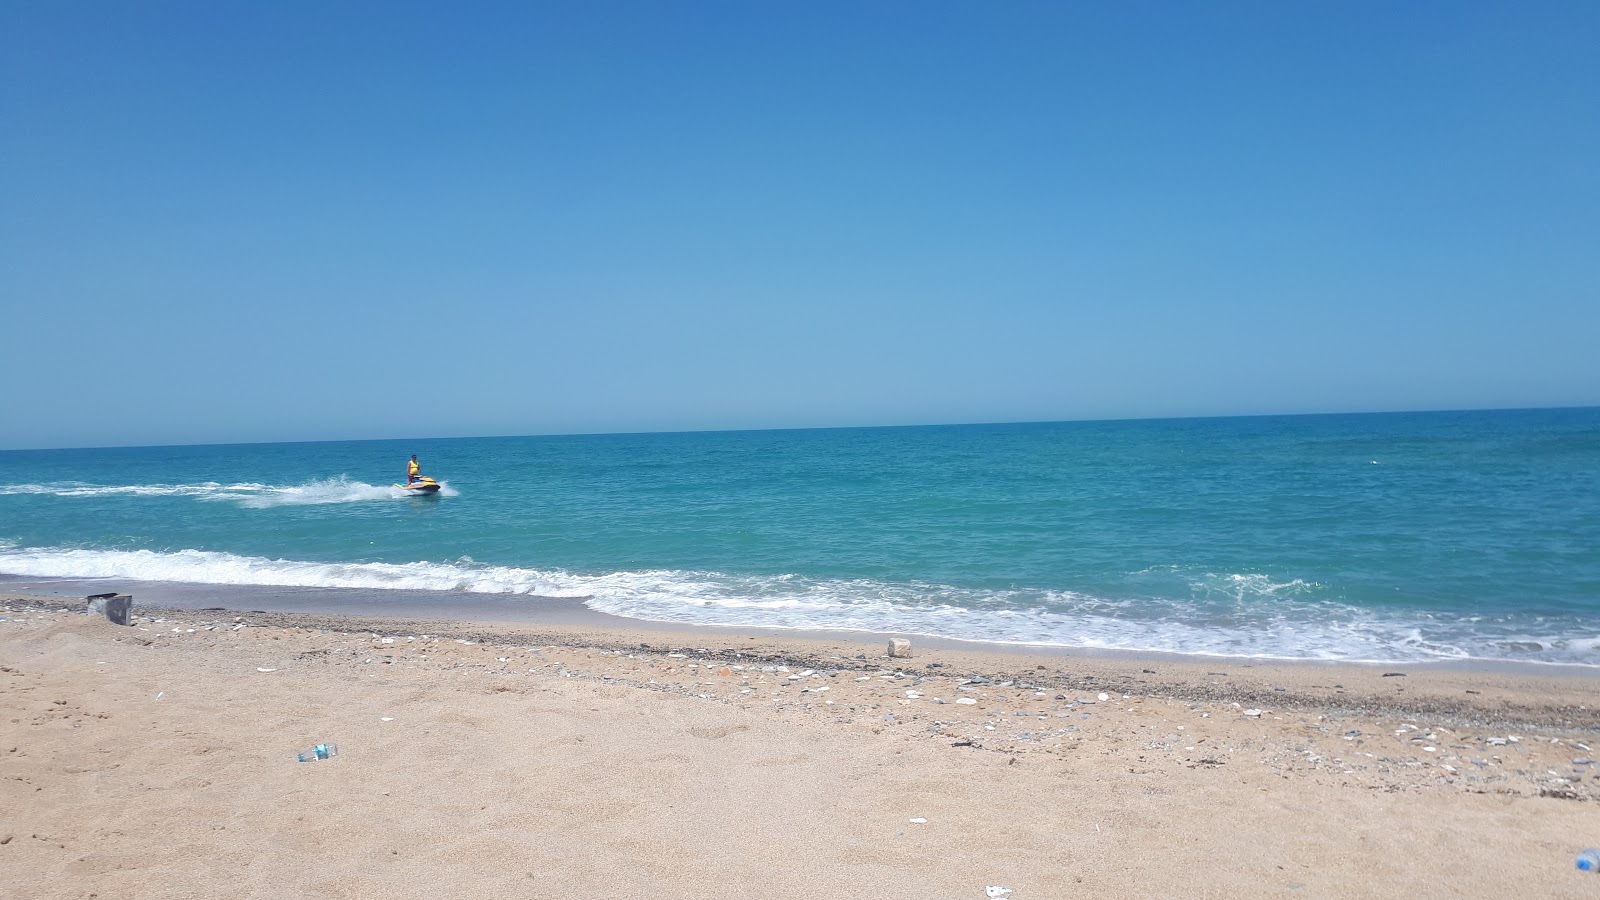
[396,476,441,494]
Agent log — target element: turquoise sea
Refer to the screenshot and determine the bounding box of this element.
[2,409,1597,666]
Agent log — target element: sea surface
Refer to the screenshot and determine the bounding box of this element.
[2,409,1597,666]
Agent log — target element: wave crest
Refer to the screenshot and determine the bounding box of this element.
[0,544,1593,667]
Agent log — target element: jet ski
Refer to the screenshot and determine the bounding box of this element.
[396,476,442,494]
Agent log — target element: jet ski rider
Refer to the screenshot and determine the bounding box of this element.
[407,455,421,485]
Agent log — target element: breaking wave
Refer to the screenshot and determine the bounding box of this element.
[0,543,1594,667]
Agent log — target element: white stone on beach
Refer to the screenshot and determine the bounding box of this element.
[888,638,912,658]
[1097,693,1109,702]
[256,667,276,673]
[909,817,927,824]
[956,698,978,705]
[1243,709,1262,717]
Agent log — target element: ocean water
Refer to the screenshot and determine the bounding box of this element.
[2,409,1597,666]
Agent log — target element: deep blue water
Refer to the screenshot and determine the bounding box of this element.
[2,409,1597,664]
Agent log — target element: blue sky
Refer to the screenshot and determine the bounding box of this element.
[3,1,1596,449]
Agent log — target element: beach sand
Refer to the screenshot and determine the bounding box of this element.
[3,594,1597,899]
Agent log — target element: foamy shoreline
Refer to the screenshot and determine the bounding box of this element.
[5,575,1597,679]
[8,591,1599,730]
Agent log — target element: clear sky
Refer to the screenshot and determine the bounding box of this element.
[2,1,1596,450]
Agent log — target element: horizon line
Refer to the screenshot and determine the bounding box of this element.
[4,403,1596,454]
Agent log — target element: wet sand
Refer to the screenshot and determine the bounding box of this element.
[3,593,1598,899]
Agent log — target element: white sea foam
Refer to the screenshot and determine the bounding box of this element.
[232,477,461,507]
[0,477,457,506]
[0,543,1592,666]
[0,481,266,499]
[1194,573,1320,599]
[0,545,581,595]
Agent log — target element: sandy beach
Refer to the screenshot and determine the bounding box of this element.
[3,593,1598,899]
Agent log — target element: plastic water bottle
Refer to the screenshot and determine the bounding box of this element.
[297,743,338,763]
[1577,849,1600,872]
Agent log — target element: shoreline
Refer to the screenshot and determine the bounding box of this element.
[8,591,1598,732]
[4,593,1599,897]
[4,575,1594,681]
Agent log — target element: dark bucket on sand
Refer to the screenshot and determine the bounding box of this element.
[86,592,133,626]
